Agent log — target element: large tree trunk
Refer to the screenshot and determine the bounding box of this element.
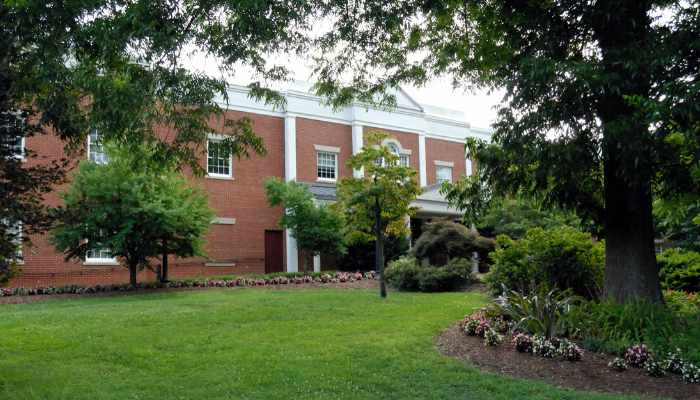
[595,0,663,304]
[602,161,663,303]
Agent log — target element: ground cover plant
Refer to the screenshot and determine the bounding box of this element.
[0,289,652,400]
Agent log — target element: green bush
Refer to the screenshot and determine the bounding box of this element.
[484,227,604,299]
[483,283,583,338]
[386,257,476,292]
[657,248,700,293]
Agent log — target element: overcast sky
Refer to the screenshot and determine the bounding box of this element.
[186,52,504,131]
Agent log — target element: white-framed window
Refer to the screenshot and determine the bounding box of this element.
[87,247,114,261]
[376,142,409,167]
[317,152,337,180]
[2,110,25,160]
[88,129,108,163]
[436,166,452,184]
[207,140,231,177]
[654,241,663,256]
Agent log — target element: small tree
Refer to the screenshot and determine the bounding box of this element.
[263,177,346,276]
[332,130,424,298]
[50,144,214,286]
[410,219,496,269]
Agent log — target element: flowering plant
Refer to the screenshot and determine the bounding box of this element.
[320,274,332,283]
[563,343,584,362]
[459,311,490,337]
[533,335,557,358]
[369,270,376,277]
[484,329,501,346]
[511,333,534,353]
[608,358,627,372]
[682,363,700,383]
[666,348,686,374]
[644,360,666,377]
[625,344,652,367]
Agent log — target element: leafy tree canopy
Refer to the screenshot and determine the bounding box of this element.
[479,199,583,240]
[306,0,700,303]
[50,143,214,286]
[332,130,424,297]
[263,177,346,276]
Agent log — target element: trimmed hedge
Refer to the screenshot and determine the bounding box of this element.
[386,257,477,292]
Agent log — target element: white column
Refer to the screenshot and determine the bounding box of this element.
[352,122,364,178]
[465,148,472,177]
[313,255,321,272]
[285,115,299,272]
[418,133,427,187]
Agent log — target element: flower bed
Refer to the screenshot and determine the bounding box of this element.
[0,271,377,298]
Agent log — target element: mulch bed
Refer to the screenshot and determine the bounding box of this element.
[437,323,700,400]
[0,278,388,306]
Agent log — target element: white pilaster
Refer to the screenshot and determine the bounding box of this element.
[313,255,321,272]
[418,133,427,187]
[352,122,364,178]
[285,114,299,272]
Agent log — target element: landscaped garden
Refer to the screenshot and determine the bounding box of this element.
[0,288,667,400]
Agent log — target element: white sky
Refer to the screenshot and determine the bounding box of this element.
[187,52,504,131]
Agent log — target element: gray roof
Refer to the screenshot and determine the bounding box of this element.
[298,182,338,201]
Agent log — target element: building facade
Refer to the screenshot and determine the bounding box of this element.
[12,81,492,286]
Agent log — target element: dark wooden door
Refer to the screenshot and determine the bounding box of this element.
[265,230,284,274]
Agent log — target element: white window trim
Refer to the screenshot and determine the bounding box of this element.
[317,151,338,182]
[207,139,233,179]
[434,160,454,167]
[378,138,412,155]
[314,144,340,154]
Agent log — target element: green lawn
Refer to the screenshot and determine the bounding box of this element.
[0,289,646,399]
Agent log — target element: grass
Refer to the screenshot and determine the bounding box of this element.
[0,289,648,399]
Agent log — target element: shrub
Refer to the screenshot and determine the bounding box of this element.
[608,358,627,372]
[460,311,490,337]
[337,232,408,271]
[484,227,604,299]
[386,257,477,293]
[409,219,496,268]
[533,335,557,357]
[644,360,666,377]
[625,344,653,367]
[511,333,534,353]
[563,343,584,362]
[666,348,686,374]
[484,329,501,346]
[657,248,700,293]
[682,363,700,383]
[484,283,582,338]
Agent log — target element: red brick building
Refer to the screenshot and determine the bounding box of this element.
[12,81,493,286]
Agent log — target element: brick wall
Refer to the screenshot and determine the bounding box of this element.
[425,138,468,185]
[14,111,288,286]
[295,118,353,183]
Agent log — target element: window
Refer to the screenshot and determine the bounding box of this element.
[88,129,107,163]
[655,241,663,256]
[207,140,231,177]
[436,166,452,184]
[317,152,337,180]
[2,110,24,159]
[87,247,113,260]
[376,144,409,167]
